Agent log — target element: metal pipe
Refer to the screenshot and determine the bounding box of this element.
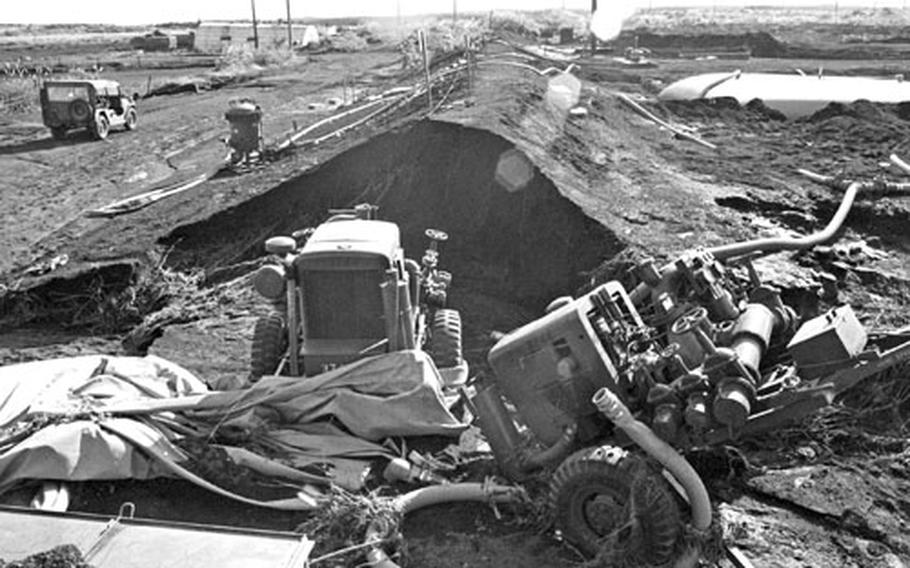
[591,388,712,534]
[285,266,300,376]
[398,281,415,349]
[472,384,524,479]
[382,271,401,352]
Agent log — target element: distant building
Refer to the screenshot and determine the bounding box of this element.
[130,31,178,51]
[129,29,195,51]
[195,22,320,52]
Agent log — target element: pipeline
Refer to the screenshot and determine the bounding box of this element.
[364,481,525,568]
[592,387,712,567]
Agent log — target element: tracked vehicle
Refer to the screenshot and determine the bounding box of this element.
[475,182,910,564]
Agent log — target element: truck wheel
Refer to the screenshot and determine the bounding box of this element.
[250,313,287,380]
[92,114,109,140]
[549,446,681,565]
[50,127,67,140]
[430,309,462,368]
[124,108,137,130]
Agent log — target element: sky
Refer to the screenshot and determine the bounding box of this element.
[1,0,901,25]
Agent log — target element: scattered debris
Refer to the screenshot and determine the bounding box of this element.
[615,91,717,149]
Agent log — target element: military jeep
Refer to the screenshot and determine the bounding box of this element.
[40,80,138,141]
[249,204,466,385]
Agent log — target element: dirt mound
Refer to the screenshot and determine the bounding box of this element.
[661,96,787,123]
[803,99,896,123]
[616,29,787,57]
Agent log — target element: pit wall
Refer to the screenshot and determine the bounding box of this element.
[163,120,622,307]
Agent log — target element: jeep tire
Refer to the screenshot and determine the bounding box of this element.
[91,113,109,140]
[69,99,90,122]
[124,108,137,131]
[250,312,288,380]
[430,309,463,368]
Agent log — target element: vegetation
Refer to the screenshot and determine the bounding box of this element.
[0,77,37,113]
[215,45,295,72]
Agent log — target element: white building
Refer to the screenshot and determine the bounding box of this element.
[195,22,320,52]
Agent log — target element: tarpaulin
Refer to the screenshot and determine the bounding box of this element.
[0,355,206,491]
[0,350,465,504]
[208,349,466,440]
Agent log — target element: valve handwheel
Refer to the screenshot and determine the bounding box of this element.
[425,228,448,242]
[670,306,708,335]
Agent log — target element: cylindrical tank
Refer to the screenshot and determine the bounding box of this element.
[225,100,262,155]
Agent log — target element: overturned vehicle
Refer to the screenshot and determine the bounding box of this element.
[475,180,910,564]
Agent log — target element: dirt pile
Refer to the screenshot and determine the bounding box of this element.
[616,29,786,57]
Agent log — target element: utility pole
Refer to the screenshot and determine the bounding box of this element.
[590,0,598,56]
[286,0,293,50]
[453,0,458,25]
[397,0,401,26]
[250,0,259,49]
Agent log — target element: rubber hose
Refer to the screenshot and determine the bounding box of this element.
[708,181,860,260]
[365,482,524,568]
[591,388,712,533]
[629,181,859,305]
[519,422,577,471]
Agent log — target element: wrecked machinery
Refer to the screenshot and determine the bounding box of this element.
[250,203,467,384]
[475,181,910,564]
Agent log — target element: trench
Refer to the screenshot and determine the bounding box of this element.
[161,120,624,349]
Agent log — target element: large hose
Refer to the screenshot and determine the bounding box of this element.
[364,482,525,567]
[708,181,860,260]
[591,388,712,534]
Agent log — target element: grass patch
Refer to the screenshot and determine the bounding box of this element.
[0,78,38,114]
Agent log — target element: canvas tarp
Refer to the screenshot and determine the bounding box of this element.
[0,350,464,503]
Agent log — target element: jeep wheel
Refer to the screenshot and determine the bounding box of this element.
[124,108,137,131]
[50,127,67,141]
[69,99,90,122]
[430,309,463,368]
[549,446,682,565]
[92,114,109,140]
[250,313,288,380]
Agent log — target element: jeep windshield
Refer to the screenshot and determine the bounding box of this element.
[46,85,89,102]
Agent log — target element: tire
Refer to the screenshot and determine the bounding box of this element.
[124,108,137,130]
[430,309,463,368]
[69,98,90,121]
[549,446,682,565]
[50,127,67,140]
[250,313,288,380]
[92,114,109,140]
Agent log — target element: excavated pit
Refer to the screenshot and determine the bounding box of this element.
[162,120,624,319]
